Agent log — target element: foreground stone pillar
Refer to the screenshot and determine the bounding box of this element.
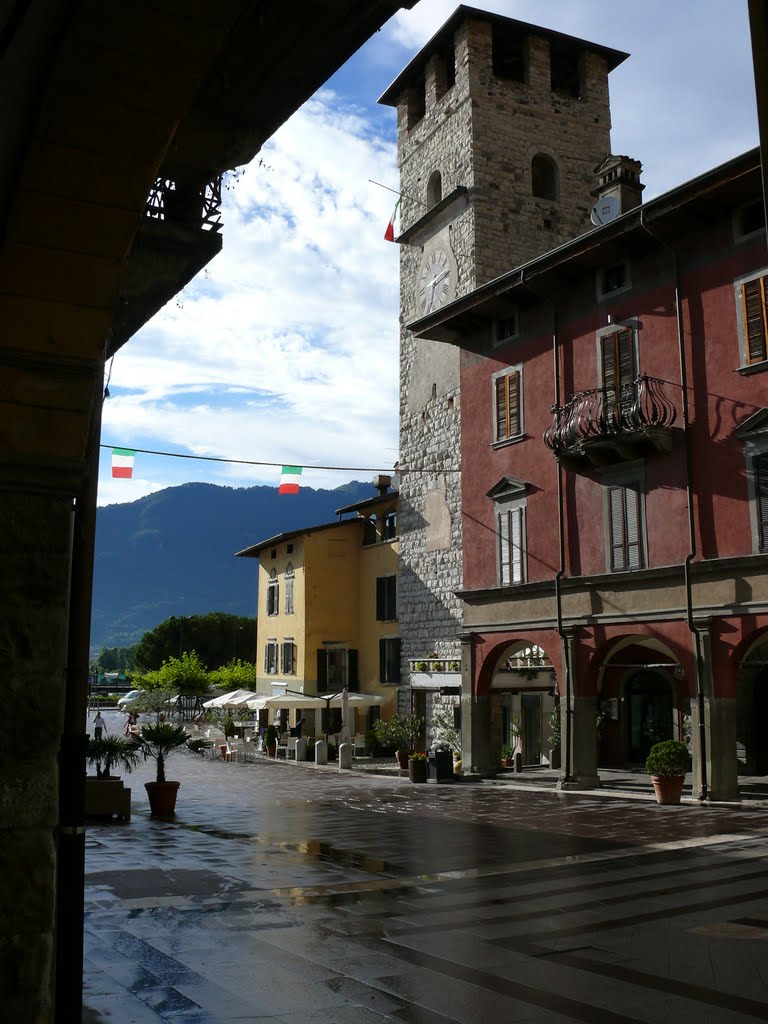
[0,493,73,1023]
[314,740,327,766]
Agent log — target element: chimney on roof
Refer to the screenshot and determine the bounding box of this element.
[592,154,645,215]
[373,474,391,494]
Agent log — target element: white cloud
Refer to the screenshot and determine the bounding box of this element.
[100,91,401,504]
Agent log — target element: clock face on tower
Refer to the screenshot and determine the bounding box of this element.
[418,248,452,315]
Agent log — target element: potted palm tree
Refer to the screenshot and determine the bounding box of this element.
[645,739,690,805]
[136,722,190,817]
[87,735,142,780]
[85,735,142,821]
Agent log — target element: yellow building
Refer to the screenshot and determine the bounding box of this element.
[236,478,399,736]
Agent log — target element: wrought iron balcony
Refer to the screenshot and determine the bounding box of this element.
[543,375,677,467]
[146,175,223,232]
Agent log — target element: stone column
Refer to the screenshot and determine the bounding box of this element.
[0,492,73,1023]
[557,634,600,789]
[691,626,739,801]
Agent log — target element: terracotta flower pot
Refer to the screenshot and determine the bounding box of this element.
[267,744,276,758]
[650,775,684,805]
[145,780,180,818]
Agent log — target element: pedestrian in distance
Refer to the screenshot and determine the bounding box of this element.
[93,710,107,741]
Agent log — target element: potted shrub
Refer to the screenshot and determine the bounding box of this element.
[388,713,424,770]
[408,751,428,783]
[263,723,279,757]
[136,723,190,817]
[500,743,515,768]
[645,739,690,805]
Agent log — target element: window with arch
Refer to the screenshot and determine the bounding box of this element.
[284,563,294,615]
[363,514,377,546]
[266,568,279,616]
[427,170,442,208]
[531,154,559,201]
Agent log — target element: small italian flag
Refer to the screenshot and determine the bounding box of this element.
[111,448,136,478]
[279,465,302,494]
[384,197,401,242]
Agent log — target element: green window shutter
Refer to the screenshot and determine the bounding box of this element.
[348,649,359,691]
[756,454,768,550]
[744,277,768,364]
[387,575,397,619]
[376,577,385,620]
[317,649,327,691]
[379,638,386,682]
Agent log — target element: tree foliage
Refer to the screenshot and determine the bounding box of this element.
[207,659,257,691]
[141,652,210,694]
[95,646,138,672]
[133,612,256,671]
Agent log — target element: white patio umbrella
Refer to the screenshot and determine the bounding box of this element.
[338,687,352,746]
[202,689,260,709]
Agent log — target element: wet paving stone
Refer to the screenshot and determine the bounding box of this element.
[83,716,768,1023]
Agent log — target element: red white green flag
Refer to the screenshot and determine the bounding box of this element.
[384,197,401,242]
[111,448,136,478]
[279,465,302,494]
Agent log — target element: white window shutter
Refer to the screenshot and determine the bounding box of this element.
[499,510,511,585]
[625,486,642,568]
[511,507,523,582]
[609,486,626,570]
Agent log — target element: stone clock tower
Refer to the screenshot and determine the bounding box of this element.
[379,8,628,728]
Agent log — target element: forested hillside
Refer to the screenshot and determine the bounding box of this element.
[91,480,374,652]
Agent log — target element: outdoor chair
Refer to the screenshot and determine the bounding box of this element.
[353,734,366,756]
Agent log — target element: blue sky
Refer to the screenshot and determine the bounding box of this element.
[97,0,758,506]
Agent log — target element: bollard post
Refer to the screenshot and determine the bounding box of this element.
[295,738,307,762]
[338,742,352,769]
[314,740,327,766]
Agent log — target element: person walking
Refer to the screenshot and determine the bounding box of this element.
[92,710,107,741]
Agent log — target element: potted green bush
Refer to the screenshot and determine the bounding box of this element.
[645,739,690,805]
[136,723,190,817]
[500,743,515,768]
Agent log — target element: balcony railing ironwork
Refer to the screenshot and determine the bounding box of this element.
[146,175,223,232]
[543,375,677,461]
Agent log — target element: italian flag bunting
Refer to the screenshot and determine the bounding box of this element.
[279,465,302,494]
[111,448,136,478]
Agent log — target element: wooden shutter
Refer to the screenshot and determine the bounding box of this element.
[376,577,385,620]
[625,486,642,568]
[743,277,768,364]
[609,484,643,570]
[757,454,768,550]
[348,649,359,692]
[510,507,524,582]
[316,649,327,691]
[494,370,520,441]
[601,329,636,421]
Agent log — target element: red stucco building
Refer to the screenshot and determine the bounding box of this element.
[410,147,768,800]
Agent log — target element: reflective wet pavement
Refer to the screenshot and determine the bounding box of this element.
[84,717,768,1023]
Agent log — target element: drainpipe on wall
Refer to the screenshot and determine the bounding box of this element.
[638,210,708,801]
[521,271,572,783]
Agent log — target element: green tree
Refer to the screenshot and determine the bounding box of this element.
[96,646,137,672]
[133,612,256,670]
[207,659,257,691]
[141,652,210,695]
